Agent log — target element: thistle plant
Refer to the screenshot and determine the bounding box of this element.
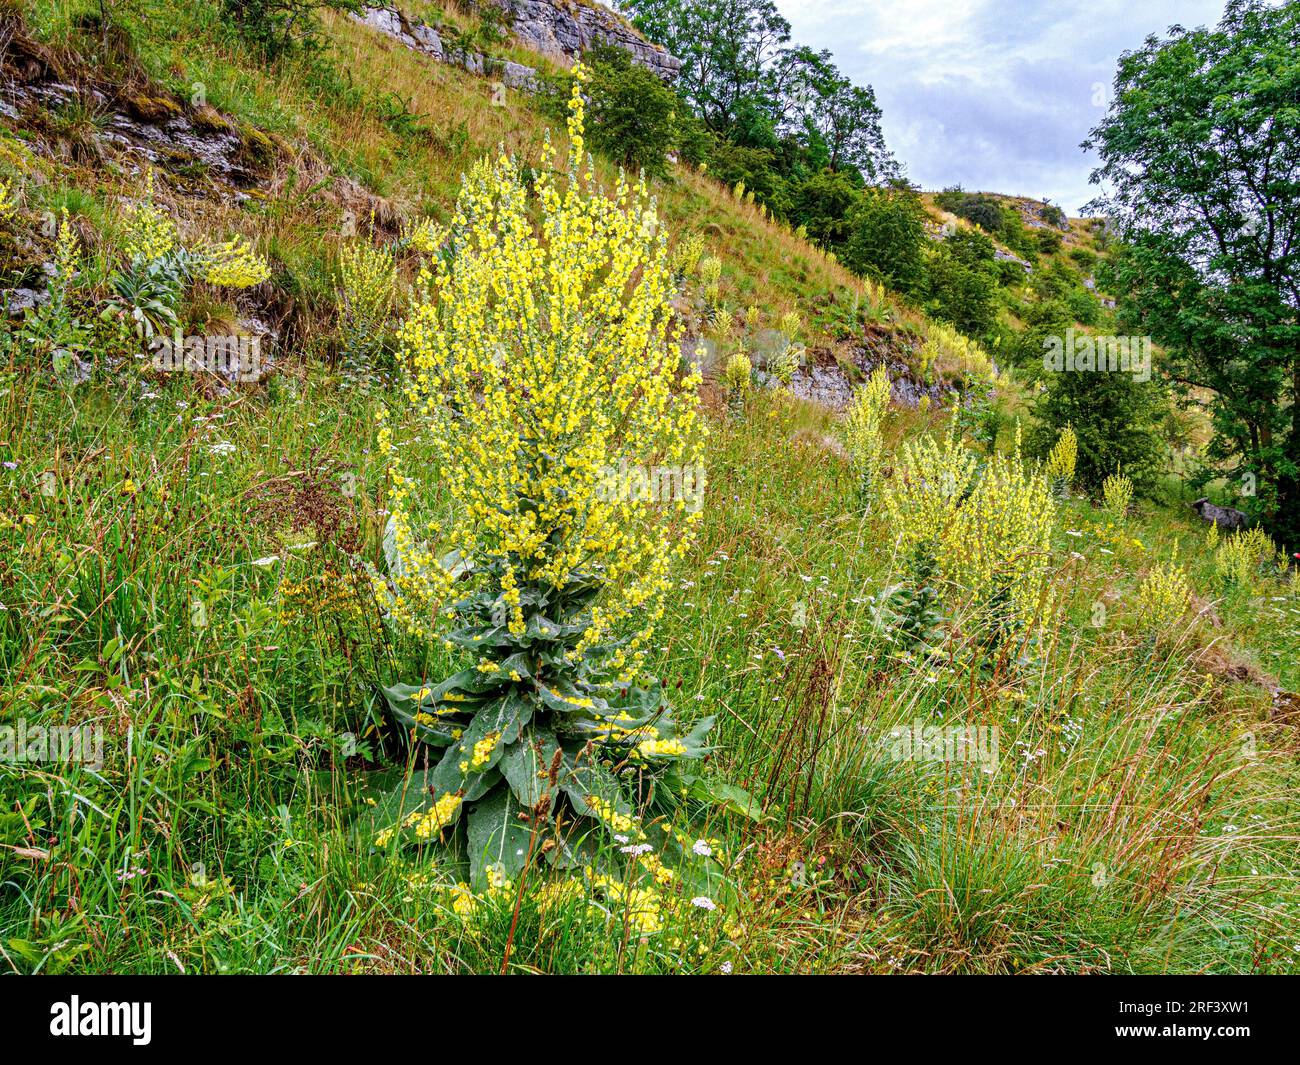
[844,365,891,509]
[713,307,734,340]
[744,304,760,330]
[1136,547,1191,640]
[122,172,178,263]
[885,542,945,654]
[920,321,997,385]
[884,421,979,549]
[21,208,91,372]
[372,67,724,894]
[0,176,18,222]
[106,173,269,339]
[1044,426,1077,498]
[1102,471,1133,522]
[778,310,801,342]
[769,343,799,388]
[402,216,448,257]
[335,239,397,363]
[670,232,705,280]
[699,254,721,306]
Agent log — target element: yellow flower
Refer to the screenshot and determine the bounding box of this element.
[636,737,687,759]
[203,235,270,288]
[844,364,891,504]
[0,176,17,222]
[122,171,177,262]
[378,62,705,674]
[1044,426,1077,491]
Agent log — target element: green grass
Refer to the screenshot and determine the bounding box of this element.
[1,0,1298,975]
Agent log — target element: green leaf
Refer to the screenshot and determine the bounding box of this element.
[690,776,763,821]
[353,765,467,842]
[558,749,635,833]
[499,723,560,809]
[378,683,463,746]
[430,690,534,802]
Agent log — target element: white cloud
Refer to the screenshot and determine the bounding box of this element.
[777,0,1228,213]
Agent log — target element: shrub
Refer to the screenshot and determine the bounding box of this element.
[841,186,927,296]
[935,188,1007,237]
[790,169,862,248]
[219,0,361,60]
[582,44,678,177]
[1064,286,1101,326]
[924,242,999,341]
[1028,362,1166,493]
[371,69,723,893]
[1036,228,1063,254]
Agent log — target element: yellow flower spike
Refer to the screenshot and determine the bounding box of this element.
[203,235,270,288]
[380,71,705,668]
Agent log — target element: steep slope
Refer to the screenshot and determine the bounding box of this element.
[1,0,1297,977]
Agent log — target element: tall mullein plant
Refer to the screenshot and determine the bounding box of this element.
[372,68,718,889]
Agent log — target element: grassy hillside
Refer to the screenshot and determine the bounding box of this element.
[1,0,1298,974]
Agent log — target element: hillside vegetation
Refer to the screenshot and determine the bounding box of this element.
[1,0,1298,975]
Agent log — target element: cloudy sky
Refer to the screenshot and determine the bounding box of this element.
[777,0,1228,214]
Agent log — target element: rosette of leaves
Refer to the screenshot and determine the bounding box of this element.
[105,249,191,339]
[369,557,732,889]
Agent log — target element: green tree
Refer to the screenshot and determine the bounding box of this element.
[924,229,999,340]
[583,45,679,177]
[1028,363,1167,494]
[625,0,790,134]
[1084,0,1300,544]
[840,185,927,296]
[625,0,894,184]
[789,168,862,247]
[219,0,360,59]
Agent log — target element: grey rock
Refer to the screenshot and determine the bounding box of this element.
[502,60,539,92]
[411,22,444,58]
[354,3,679,82]
[1190,497,1251,531]
[494,0,680,80]
[1,288,44,316]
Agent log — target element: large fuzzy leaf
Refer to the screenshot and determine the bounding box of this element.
[499,723,561,809]
[558,749,635,833]
[378,682,463,746]
[466,786,535,888]
[430,690,533,802]
[355,764,467,841]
